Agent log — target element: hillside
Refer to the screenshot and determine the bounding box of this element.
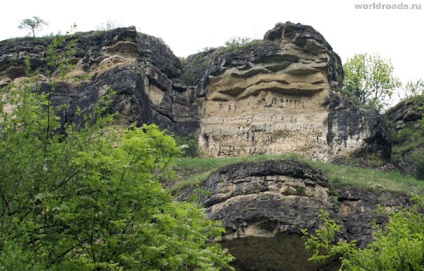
[170,154,421,270]
[385,95,424,179]
[1,22,423,271]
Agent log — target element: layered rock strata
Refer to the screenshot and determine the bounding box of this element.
[0,27,199,135]
[0,22,391,160]
[190,22,390,160]
[198,160,410,271]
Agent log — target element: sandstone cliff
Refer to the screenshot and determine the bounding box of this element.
[0,22,391,161]
[184,22,390,160]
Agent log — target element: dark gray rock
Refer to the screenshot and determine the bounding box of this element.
[196,160,411,271]
[324,91,392,160]
[385,96,424,175]
[264,21,343,89]
[197,160,338,270]
[0,27,199,136]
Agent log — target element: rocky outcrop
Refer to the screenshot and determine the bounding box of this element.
[185,22,390,160]
[197,160,411,271]
[0,27,199,135]
[325,91,392,160]
[200,160,336,270]
[385,96,424,175]
[0,23,412,271]
[0,22,391,160]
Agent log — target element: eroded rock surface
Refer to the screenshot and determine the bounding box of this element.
[385,96,424,175]
[0,23,411,271]
[0,27,199,135]
[200,160,335,270]
[0,22,391,159]
[197,160,411,271]
[186,22,390,160]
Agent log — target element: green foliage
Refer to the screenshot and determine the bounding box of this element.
[404,79,424,98]
[178,57,194,85]
[410,112,424,180]
[0,36,233,270]
[387,95,424,180]
[170,133,199,157]
[343,53,401,111]
[218,37,269,55]
[18,16,48,38]
[411,139,424,180]
[45,35,76,79]
[224,37,252,50]
[302,197,424,270]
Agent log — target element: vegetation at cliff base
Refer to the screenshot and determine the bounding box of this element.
[0,37,233,270]
[302,196,424,270]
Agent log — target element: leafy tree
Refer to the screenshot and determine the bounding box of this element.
[18,16,48,38]
[404,79,424,98]
[302,196,424,270]
[0,35,233,270]
[343,53,401,111]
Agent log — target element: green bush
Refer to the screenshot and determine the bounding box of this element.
[302,196,424,270]
[171,133,199,157]
[411,149,424,180]
[0,35,233,271]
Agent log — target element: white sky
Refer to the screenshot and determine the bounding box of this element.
[1,0,423,86]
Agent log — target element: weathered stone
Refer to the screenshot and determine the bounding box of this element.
[0,22,391,160]
[198,160,335,270]
[196,160,411,271]
[324,91,392,160]
[385,96,424,175]
[0,27,199,136]
[0,23,414,271]
[188,21,390,161]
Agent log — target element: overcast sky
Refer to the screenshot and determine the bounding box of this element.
[1,0,423,87]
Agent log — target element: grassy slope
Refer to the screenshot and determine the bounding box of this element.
[170,153,424,196]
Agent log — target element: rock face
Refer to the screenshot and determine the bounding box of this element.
[385,96,424,175]
[187,22,390,160]
[0,22,391,159]
[0,27,199,136]
[200,160,335,270]
[198,160,410,271]
[0,23,410,271]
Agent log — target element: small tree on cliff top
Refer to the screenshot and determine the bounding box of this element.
[18,16,48,38]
